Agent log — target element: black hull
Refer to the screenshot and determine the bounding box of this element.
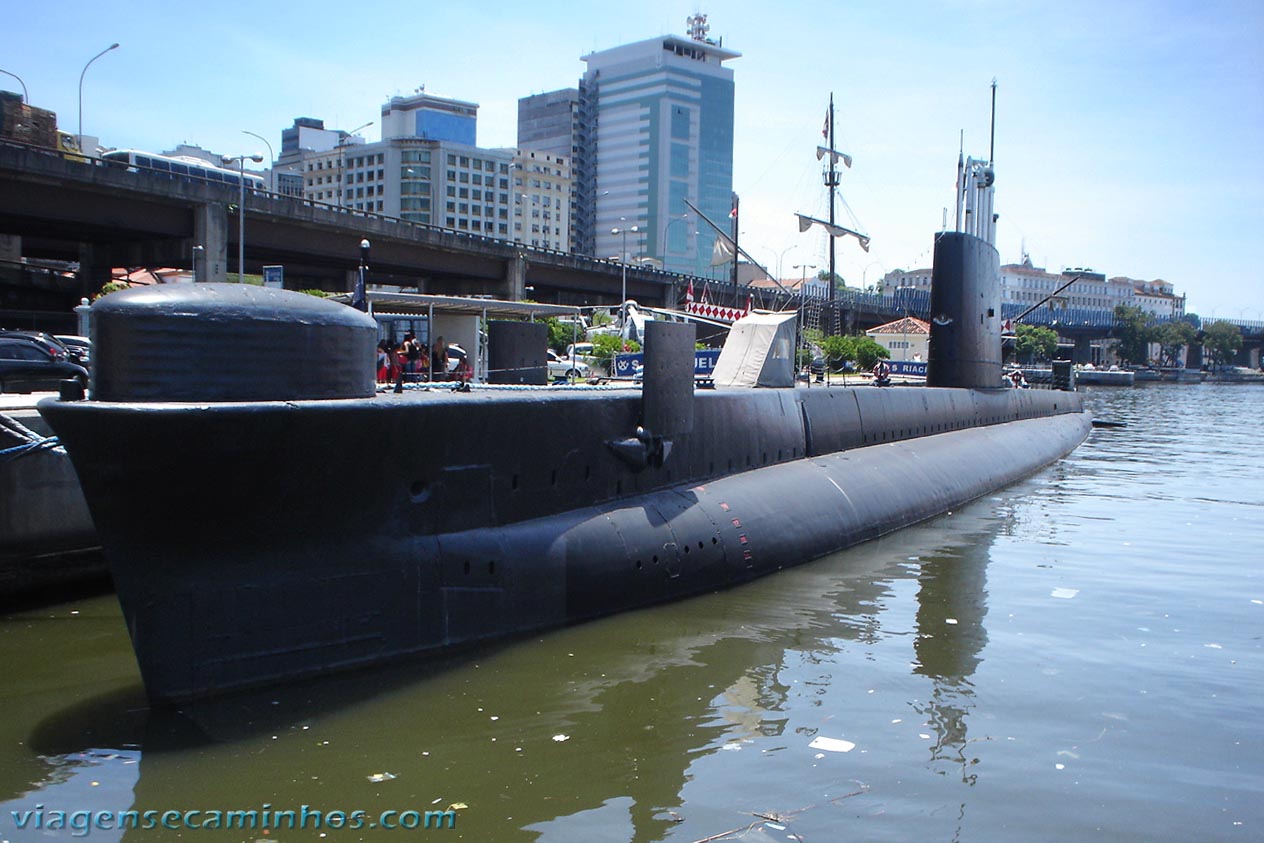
[41,386,1088,701]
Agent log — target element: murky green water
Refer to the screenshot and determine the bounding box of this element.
[2,384,1261,842]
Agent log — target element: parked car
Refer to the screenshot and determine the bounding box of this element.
[0,330,72,362]
[564,342,605,376]
[0,335,89,394]
[54,335,92,369]
[547,349,591,380]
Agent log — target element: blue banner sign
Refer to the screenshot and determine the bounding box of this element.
[889,360,927,377]
[613,349,720,378]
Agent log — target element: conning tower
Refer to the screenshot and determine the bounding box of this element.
[928,80,1003,390]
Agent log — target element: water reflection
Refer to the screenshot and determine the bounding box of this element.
[912,543,989,785]
[11,498,1016,842]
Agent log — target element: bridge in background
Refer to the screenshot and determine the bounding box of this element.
[0,141,690,309]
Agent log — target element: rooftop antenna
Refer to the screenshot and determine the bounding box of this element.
[989,78,997,165]
[954,130,964,232]
[687,13,709,42]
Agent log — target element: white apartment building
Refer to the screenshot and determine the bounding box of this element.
[513,150,571,252]
[878,259,1186,320]
[1115,276,1186,319]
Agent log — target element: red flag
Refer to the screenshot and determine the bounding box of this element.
[729,195,738,220]
[686,279,695,303]
[822,109,830,139]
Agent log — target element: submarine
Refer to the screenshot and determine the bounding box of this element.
[38,155,1091,704]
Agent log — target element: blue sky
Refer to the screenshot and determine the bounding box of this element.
[6,0,1262,318]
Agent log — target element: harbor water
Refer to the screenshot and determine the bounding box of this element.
[1,383,1260,842]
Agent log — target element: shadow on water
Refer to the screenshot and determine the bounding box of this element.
[12,496,1016,842]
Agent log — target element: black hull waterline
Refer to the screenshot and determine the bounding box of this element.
[42,386,1089,702]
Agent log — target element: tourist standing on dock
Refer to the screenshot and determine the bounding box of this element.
[431,335,446,382]
[404,333,421,376]
[376,341,390,383]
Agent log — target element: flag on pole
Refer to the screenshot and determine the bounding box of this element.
[822,109,830,139]
[729,194,738,220]
[351,266,367,312]
[710,233,736,266]
[685,279,695,304]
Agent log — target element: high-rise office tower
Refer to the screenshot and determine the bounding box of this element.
[520,17,739,276]
[584,20,739,276]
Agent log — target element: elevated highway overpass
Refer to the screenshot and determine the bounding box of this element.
[0,140,688,307]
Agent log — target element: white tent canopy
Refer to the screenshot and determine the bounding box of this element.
[712,311,798,388]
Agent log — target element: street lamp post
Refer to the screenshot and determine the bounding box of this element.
[222,153,264,283]
[338,122,374,208]
[78,43,119,152]
[191,244,204,283]
[242,130,275,192]
[862,261,887,293]
[0,68,27,103]
[611,224,640,311]
[661,213,690,269]
[794,263,817,386]
[352,239,370,311]
[764,245,798,286]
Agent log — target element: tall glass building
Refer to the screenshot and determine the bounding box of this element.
[579,29,739,277]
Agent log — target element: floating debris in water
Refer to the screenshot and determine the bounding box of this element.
[367,772,397,783]
[945,618,958,625]
[1051,587,1079,599]
[809,736,855,753]
[552,734,569,742]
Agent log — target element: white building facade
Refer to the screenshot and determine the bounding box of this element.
[878,259,1186,321]
[513,150,571,251]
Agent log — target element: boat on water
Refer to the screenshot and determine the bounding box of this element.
[37,107,1092,704]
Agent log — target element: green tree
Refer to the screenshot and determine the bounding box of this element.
[541,317,582,353]
[91,280,130,301]
[1153,321,1197,368]
[1014,324,1059,363]
[1113,305,1152,365]
[590,334,640,370]
[852,336,890,370]
[817,334,856,372]
[1203,321,1243,370]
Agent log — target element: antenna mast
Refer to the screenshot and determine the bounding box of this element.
[988,78,997,165]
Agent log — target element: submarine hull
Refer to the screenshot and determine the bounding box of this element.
[41,386,1088,702]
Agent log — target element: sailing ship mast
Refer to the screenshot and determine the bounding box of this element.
[825,93,839,305]
[794,93,868,322]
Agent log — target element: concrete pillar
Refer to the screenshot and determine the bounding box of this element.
[1072,334,1093,365]
[75,298,91,336]
[506,254,528,301]
[194,203,228,282]
[0,233,20,262]
[76,243,113,298]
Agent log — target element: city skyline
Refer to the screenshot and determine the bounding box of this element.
[4,0,1261,319]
